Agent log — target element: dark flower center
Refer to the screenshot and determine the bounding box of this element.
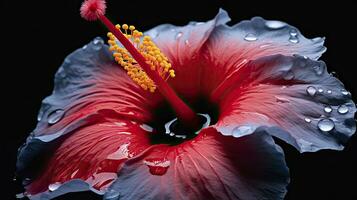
[149,97,219,145]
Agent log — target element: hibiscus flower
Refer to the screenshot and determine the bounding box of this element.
[16,0,356,199]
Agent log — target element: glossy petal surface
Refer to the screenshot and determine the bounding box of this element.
[106,129,289,200]
[215,55,356,152]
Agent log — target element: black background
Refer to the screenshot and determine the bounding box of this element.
[2,0,357,199]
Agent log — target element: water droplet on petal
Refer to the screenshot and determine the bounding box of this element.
[47,109,65,125]
[313,64,323,75]
[327,90,332,94]
[82,45,88,50]
[289,29,298,36]
[324,106,332,113]
[284,71,294,80]
[337,105,349,114]
[331,71,338,77]
[48,182,61,192]
[175,32,183,39]
[265,20,286,29]
[37,109,44,121]
[317,118,335,132]
[140,124,153,132]
[306,86,317,96]
[232,125,256,137]
[16,193,25,199]
[341,89,349,96]
[144,159,170,176]
[104,189,120,200]
[169,133,175,136]
[289,36,299,43]
[304,118,311,123]
[64,58,71,64]
[184,39,190,46]
[318,88,324,93]
[275,96,290,103]
[107,143,130,160]
[244,33,258,41]
[92,37,104,50]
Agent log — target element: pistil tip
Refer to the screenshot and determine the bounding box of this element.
[80,0,106,21]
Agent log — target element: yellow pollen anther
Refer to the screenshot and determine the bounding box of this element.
[107,24,175,93]
[122,24,129,30]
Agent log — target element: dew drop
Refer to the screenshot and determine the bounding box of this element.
[317,118,335,132]
[47,109,65,125]
[104,189,120,200]
[341,89,349,96]
[92,37,104,50]
[289,29,298,36]
[275,96,290,103]
[15,193,25,199]
[64,58,71,64]
[313,64,323,75]
[327,90,332,94]
[144,159,170,176]
[306,86,317,96]
[48,182,61,192]
[304,118,311,123]
[284,71,294,80]
[337,105,349,114]
[318,88,324,93]
[37,109,44,121]
[289,36,299,43]
[140,124,153,132]
[324,106,332,113]
[82,45,88,50]
[169,133,175,136]
[184,40,190,46]
[265,20,286,29]
[232,125,256,137]
[175,32,183,39]
[244,33,258,41]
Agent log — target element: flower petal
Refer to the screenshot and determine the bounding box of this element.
[23,119,152,199]
[16,38,159,197]
[105,128,289,200]
[215,55,356,152]
[145,9,230,100]
[201,14,326,98]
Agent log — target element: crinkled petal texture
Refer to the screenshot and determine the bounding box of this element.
[17,8,355,200]
[17,39,160,198]
[147,9,355,152]
[214,55,356,152]
[106,129,289,200]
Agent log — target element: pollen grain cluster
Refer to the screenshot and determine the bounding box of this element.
[108,24,175,92]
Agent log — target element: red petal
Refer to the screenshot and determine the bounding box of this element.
[105,128,289,200]
[202,17,325,99]
[17,39,161,197]
[215,55,356,152]
[145,10,230,101]
[26,118,151,196]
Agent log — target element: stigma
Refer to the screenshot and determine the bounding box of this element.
[107,24,175,92]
